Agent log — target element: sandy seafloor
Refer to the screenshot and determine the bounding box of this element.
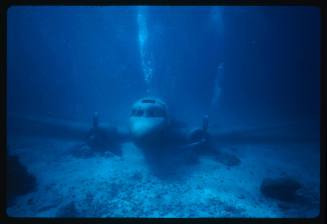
[7,135,320,218]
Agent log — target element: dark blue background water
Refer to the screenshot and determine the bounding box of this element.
[7,6,320,127]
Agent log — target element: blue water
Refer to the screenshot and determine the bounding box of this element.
[6,6,320,218]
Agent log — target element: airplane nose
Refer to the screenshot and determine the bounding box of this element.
[129,117,166,140]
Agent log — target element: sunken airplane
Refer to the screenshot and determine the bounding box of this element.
[8,97,319,177]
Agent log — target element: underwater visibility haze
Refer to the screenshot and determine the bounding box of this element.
[6,6,320,218]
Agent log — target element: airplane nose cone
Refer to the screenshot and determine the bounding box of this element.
[129,117,167,140]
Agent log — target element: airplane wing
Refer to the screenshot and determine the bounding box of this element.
[209,120,319,145]
[7,114,90,140]
[7,113,131,148]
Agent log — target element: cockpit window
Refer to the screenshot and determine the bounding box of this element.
[131,100,167,118]
[136,109,144,117]
[146,107,166,117]
[147,109,155,117]
[131,108,144,117]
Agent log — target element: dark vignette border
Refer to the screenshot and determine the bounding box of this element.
[0,0,325,224]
